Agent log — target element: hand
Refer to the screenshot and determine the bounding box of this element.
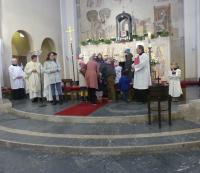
[51,70,56,73]
[16,76,23,79]
[32,69,37,73]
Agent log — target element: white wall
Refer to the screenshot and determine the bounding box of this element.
[184,0,198,80]
[1,0,62,86]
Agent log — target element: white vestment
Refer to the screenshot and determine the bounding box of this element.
[43,61,62,101]
[132,53,152,90]
[169,69,183,97]
[78,61,86,87]
[8,65,25,89]
[24,61,42,99]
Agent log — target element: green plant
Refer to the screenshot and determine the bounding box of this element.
[81,41,88,46]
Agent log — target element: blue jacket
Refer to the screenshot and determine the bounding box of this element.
[119,76,131,92]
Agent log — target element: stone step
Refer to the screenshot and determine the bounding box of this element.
[11,107,182,124]
[0,125,200,155]
[0,113,200,155]
[0,113,198,135]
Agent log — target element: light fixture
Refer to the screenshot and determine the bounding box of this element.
[19,32,25,38]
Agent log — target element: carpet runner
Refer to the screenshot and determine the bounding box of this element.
[55,101,108,116]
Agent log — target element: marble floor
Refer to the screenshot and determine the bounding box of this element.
[0,148,200,173]
[11,86,200,116]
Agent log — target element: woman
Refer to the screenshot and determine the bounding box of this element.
[85,55,99,104]
[43,52,63,105]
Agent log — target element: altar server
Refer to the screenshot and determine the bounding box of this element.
[78,55,88,102]
[24,55,42,102]
[169,63,183,99]
[114,60,122,85]
[132,45,152,102]
[8,58,25,100]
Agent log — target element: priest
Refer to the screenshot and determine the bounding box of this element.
[24,55,42,102]
[8,58,25,100]
[132,45,152,102]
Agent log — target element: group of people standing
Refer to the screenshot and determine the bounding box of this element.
[78,45,152,104]
[8,45,183,106]
[9,52,63,105]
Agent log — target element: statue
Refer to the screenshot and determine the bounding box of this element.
[116,12,132,41]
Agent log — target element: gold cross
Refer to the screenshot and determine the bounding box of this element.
[66,26,74,42]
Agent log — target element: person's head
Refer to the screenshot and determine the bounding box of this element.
[106,58,112,65]
[171,62,179,70]
[137,45,145,55]
[31,55,38,62]
[46,52,56,61]
[89,54,96,61]
[97,53,103,59]
[52,52,57,58]
[124,49,130,54]
[11,58,18,65]
[114,60,119,67]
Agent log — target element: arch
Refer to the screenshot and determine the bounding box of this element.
[116,11,132,41]
[40,38,56,63]
[11,30,33,66]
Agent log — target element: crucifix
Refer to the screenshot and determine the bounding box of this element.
[66,26,76,83]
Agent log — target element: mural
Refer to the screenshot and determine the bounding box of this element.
[80,0,181,41]
[154,5,171,32]
[86,8,111,39]
[87,0,104,8]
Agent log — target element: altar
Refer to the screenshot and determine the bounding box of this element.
[81,37,171,81]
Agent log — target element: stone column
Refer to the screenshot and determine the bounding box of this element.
[60,0,80,81]
[184,0,198,80]
[196,0,200,79]
[0,39,3,102]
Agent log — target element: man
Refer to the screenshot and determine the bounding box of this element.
[8,58,25,100]
[24,55,42,102]
[132,45,152,103]
[124,49,133,80]
[105,58,116,101]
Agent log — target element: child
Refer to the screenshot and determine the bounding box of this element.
[168,63,183,101]
[119,70,131,102]
[114,60,122,85]
[78,57,88,102]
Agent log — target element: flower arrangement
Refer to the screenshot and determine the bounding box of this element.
[80,31,171,46]
[150,53,160,65]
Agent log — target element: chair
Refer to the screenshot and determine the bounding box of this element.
[148,84,172,128]
[62,79,80,100]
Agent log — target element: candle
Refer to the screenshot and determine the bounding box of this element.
[148,32,152,39]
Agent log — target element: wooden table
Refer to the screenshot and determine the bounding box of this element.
[148,84,172,128]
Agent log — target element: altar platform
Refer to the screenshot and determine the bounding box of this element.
[0,86,199,156]
[11,86,199,117]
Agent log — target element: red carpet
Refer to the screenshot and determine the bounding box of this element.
[55,101,108,116]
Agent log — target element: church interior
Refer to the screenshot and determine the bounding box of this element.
[1,0,200,172]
